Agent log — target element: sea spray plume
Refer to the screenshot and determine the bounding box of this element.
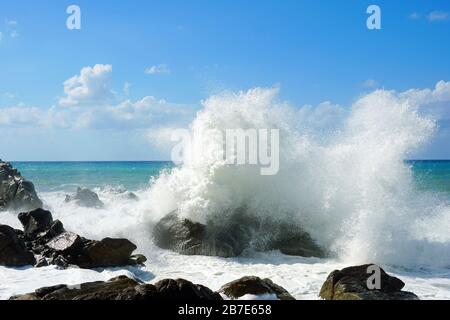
[148,87,304,224]
[144,86,450,267]
[327,90,439,265]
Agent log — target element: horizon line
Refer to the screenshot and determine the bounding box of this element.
[4,159,450,162]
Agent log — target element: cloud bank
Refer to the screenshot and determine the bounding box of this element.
[1,64,450,158]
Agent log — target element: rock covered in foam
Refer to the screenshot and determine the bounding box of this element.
[153,209,325,258]
[319,264,419,300]
[0,160,43,212]
[64,187,104,208]
[219,276,295,300]
[10,276,222,301]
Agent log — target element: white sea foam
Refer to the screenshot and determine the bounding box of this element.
[1,86,450,299]
[140,87,450,268]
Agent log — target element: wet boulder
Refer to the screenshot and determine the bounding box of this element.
[11,276,142,300]
[11,276,222,301]
[0,160,43,212]
[260,221,325,258]
[75,238,139,268]
[0,224,36,266]
[13,208,146,269]
[41,235,144,269]
[153,211,248,258]
[153,209,325,258]
[218,276,295,300]
[18,208,54,238]
[319,264,419,300]
[65,187,104,208]
[152,278,223,301]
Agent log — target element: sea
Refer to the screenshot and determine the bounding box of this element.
[0,160,449,300]
[9,160,450,196]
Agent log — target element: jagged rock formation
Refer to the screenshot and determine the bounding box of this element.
[0,160,42,212]
[1,208,146,269]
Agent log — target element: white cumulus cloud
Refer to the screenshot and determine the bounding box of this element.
[59,64,114,107]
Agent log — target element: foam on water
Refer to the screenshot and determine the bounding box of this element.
[1,86,450,299]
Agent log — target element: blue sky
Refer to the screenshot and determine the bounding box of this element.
[1,0,449,160]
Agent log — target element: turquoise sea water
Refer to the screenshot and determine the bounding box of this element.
[11,161,174,192]
[10,160,450,197]
[408,160,450,196]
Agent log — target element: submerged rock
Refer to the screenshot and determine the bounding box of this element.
[10,276,222,301]
[65,187,104,208]
[319,264,420,300]
[0,224,36,266]
[153,209,325,258]
[0,160,43,212]
[219,276,295,300]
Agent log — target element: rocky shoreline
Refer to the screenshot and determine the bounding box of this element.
[8,265,418,301]
[0,160,420,300]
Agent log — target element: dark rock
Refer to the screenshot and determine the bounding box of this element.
[12,208,146,269]
[152,278,222,301]
[262,221,325,258]
[153,211,245,257]
[129,254,147,265]
[218,276,295,300]
[18,208,54,238]
[0,160,43,212]
[319,264,420,300]
[65,187,104,208]
[153,209,325,258]
[38,236,144,269]
[34,256,49,267]
[0,224,36,266]
[76,238,138,268]
[10,276,222,301]
[11,276,140,300]
[38,220,65,241]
